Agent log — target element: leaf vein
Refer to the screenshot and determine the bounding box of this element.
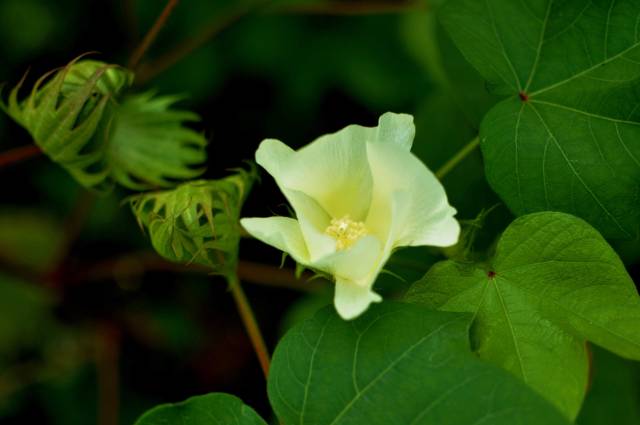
[524,0,553,91]
[327,320,460,425]
[529,41,640,97]
[527,103,630,236]
[492,277,528,382]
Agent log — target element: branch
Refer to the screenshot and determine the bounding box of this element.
[135,3,252,85]
[0,145,42,169]
[64,251,326,292]
[96,324,120,425]
[128,0,181,70]
[135,0,426,84]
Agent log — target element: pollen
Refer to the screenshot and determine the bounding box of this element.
[325,215,368,250]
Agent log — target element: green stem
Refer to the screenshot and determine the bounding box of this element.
[435,136,480,180]
[227,274,271,378]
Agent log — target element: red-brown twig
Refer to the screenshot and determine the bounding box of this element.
[96,324,120,425]
[65,250,325,292]
[135,0,426,85]
[135,3,252,85]
[128,0,181,70]
[0,145,42,169]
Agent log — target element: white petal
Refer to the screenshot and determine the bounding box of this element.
[334,280,382,320]
[283,189,336,261]
[253,113,415,222]
[279,127,374,220]
[374,112,415,151]
[365,141,460,249]
[240,217,309,263]
[312,235,382,284]
[413,204,461,247]
[255,139,295,183]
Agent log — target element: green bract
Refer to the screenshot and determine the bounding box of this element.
[241,112,460,320]
[129,169,254,277]
[108,91,208,190]
[2,58,207,190]
[439,0,640,239]
[405,212,640,419]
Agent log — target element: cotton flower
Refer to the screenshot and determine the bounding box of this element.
[241,113,460,320]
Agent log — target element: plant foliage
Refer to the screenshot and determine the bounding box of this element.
[133,393,267,425]
[439,0,640,239]
[134,303,572,425]
[2,1,640,423]
[2,58,207,190]
[405,212,640,418]
[128,168,255,276]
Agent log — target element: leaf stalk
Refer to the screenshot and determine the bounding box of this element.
[435,136,480,180]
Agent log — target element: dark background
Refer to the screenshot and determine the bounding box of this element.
[0,0,637,424]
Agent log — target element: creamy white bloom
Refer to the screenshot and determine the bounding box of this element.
[241,112,460,320]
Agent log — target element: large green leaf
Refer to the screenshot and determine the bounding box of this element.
[268,302,570,425]
[133,393,267,425]
[439,0,640,239]
[405,212,640,419]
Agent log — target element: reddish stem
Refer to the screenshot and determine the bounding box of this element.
[0,145,42,168]
[128,0,181,70]
[135,4,251,85]
[96,324,120,425]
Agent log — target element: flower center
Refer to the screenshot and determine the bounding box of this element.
[325,215,368,251]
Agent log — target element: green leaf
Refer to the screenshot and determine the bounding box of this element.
[133,393,267,425]
[439,0,640,239]
[577,346,640,425]
[129,169,255,276]
[268,302,571,425]
[405,212,640,419]
[401,11,513,258]
[401,10,496,129]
